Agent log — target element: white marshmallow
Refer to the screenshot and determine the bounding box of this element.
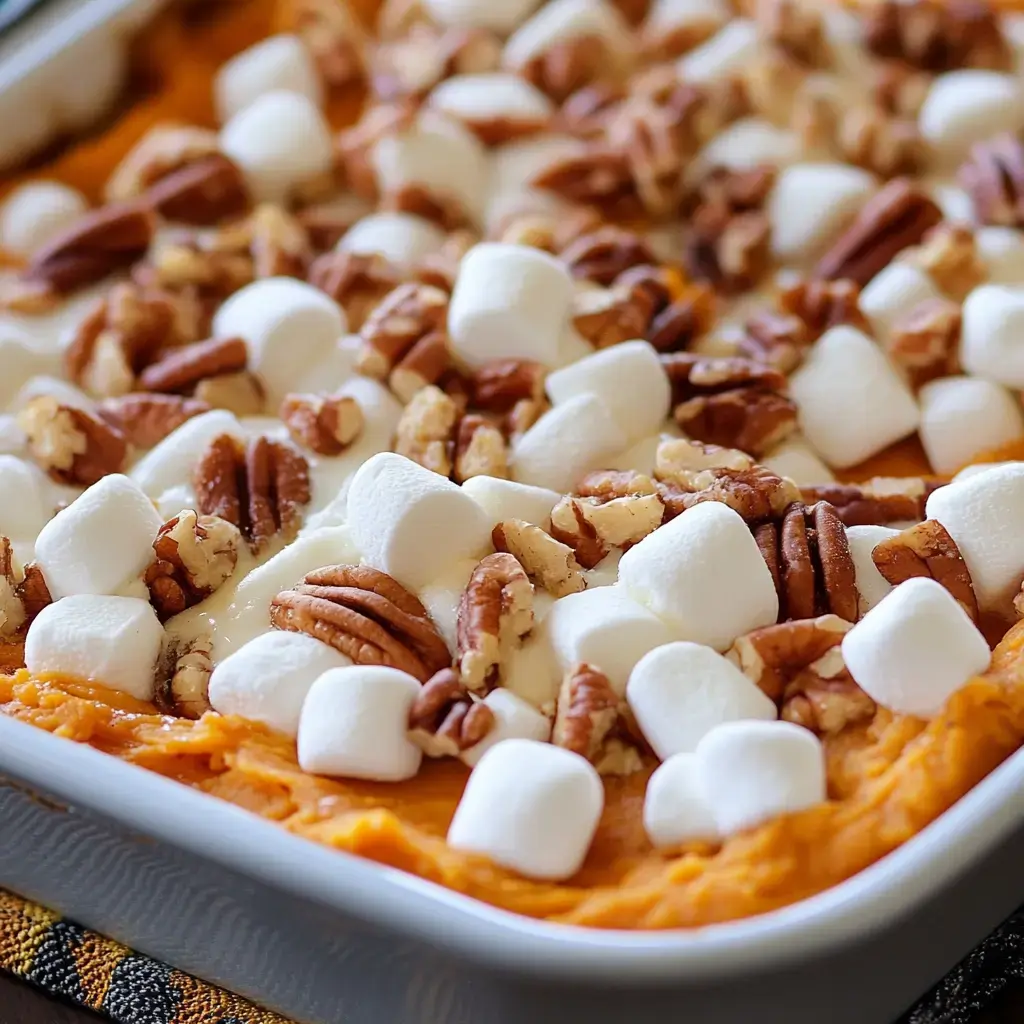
[544,342,671,446]
[503,630,562,710]
[860,263,941,342]
[618,502,778,651]
[297,666,423,781]
[643,753,720,848]
[34,475,162,600]
[212,278,346,403]
[931,184,976,225]
[511,394,627,492]
[628,641,776,760]
[954,461,1015,482]
[0,334,57,409]
[423,0,541,32]
[215,34,323,124]
[762,438,835,486]
[846,525,900,615]
[690,119,800,179]
[417,557,477,653]
[130,410,243,503]
[961,285,1024,388]
[841,577,990,717]
[919,71,1024,162]
[920,376,1024,476]
[461,476,561,527]
[976,227,1024,284]
[0,415,25,456]
[209,631,351,737]
[428,74,552,137]
[503,0,628,70]
[0,182,87,256]
[675,19,759,82]
[460,689,552,767]
[8,374,94,414]
[696,720,826,835]
[25,595,163,701]
[447,738,603,880]
[926,463,1024,614]
[607,432,667,476]
[347,453,491,590]
[448,243,573,368]
[0,456,52,543]
[220,90,334,203]
[789,325,920,469]
[542,586,676,693]
[767,164,877,263]
[337,212,446,271]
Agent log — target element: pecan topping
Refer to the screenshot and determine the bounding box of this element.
[871,519,979,622]
[389,331,452,403]
[18,397,128,486]
[161,635,214,720]
[886,298,961,389]
[145,154,251,226]
[194,434,311,552]
[357,282,449,379]
[872,61,932,119]
[685,209,771,295]
[280,393,364,455]
[837,106,922,179]
[504,397,548,444]
[549,493,664,569]
[960,134,1024,228]
[553,663,642,776]
[571,287,649,349]
[456,552,534,691]
[576,468,657,500]
[193,372,265,417]
[904,223,985,301]
[645,287,717,353]
[145,510,241,621]
[137,336,248,394]
[492,519,586,598]
[756,0,827,65]
[801,477,935,526]
[521,35,617,104]
[0,538,26,637]
[469,359,546,413]
[98,393,211,449]
[740,311,811,374]
[557,82,626,138]
[560,226,657,286]
[394,385,459,476]
[16,564,52,625]
[532,147,639,217]
[105,125,220,200]
[777,277,869,339]
[247,204,312,279]
[408,668,496,757]
[453,415,508,483]
[307,250,402,331]
[272,565,450,682]
[813,178,942,286]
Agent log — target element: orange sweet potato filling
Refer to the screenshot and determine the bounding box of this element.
[5,0,1024,930]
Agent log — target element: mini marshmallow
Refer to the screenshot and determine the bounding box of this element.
[215,34,323,124]
[643,753,720,848]
[0,415,25,455]
[220,90,334,203]
[0,456,52,543]
[511,394,627,492]
[690,119,800,179]
[789,326,920,469]
[0,334,56,410]
[926,463,1024,614]
[461,689,552,767]
[768,164,877,263]
[618,501,778,651]
[423,0,541,32]
[544,341,671,445]
[503,0,628,70]
[447,738,603,880]
[417,557,478,652]
[347,453,491,590]
[297,666,423,781]
[919,71,1024,161]
[931,184,976,225]
[860,263,941,342]
[209,631,351,737]
[961,285,1024,388]
[846,524,900,615]
[676,18,759,82]
[212,278,346,403]
[448,243,573,368]
[919,376,1024,476]
[542,586,676,692]
[337,212,446,271]
[34,475,163,600]
[0,181,87,256]
[627,642,777,759]
[696,720,826,835]
[503,631,562,710]
[762,438,835,486]
[9,374,93,414]
[643,0,729,55]
[607,433,666,476]
[976,227,1024,284]
[841,577,990,717]
[25,595,163,701]
[461,476,561,527]
[428,74,552,139]
[954,461,1014,482]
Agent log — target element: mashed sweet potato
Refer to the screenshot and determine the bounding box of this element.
[4,0,1024,931]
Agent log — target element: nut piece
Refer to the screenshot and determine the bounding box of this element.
[97,394,211,450]
[16,563,52,625]
[194,434,311,552]
[837,106,922,179]
[801,477,935,526]
[904,223,985,301]
[522,35,619,105]
[105,124,222,201]
[777,277,869,339]
[138,336,249,394]
[270,564,451,682]
[549,493,665,569]
[161,635,215,720]
[552,663,642,776]
[293,0,368,87]
[394,384,459,477]
[389,331,451,403]
[492,519,586,599]
[959,134,1024,229]
[0,538,26,637]
[576,468,657,500]
[453,415,508,483]
[740,311,811,374]
[145,154,251,226]
[18,396,128,486]
[871,519,979,623]
[560,226,658,286]
[886,297,961,389]
[470,359,546,413]
[280,393,365,455]
[456,552,534,691]
[357,282,449,379]
[571,287,650,349]
[307,250,402,331]
[192,372,265,417]
[249,203,312,279]
[144,510,241,621]
[408,667,496,757]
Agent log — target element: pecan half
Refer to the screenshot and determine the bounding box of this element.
[98,393,210,449]
[904,223,985,301]
[194,434,310,552]
[801,477,934,526]
[532,147,639,217]
[469,359,546,413]
[685,209,771,295]
[553,663,642,775]
[394,385,459,476]
[740,311,811,374]
[18,397,127,485]
[674,387,797,458]
[492,519,586,598]
[104,124,221,201]
[307,250,402,331]
[560,226,658,286]
[280,393,364,455]
[408,667,495,757]
[161,634,214,720]
[137,336,248,394]
[871,519,979,622]
[886,297,961,389]
[357,282,449,379]
[453,415,508,483]
[145,154,251,225]
[0,538,26,637]
[960,134,1024,228]
[271,565,450,682]
[549,493,665,569]
[576,468,657,500]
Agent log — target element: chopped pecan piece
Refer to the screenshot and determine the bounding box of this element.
[801,477,934,526]
[145,154,250,226]
[521,35,618,104]
[608,100,689,217]
[645,288,718,353]
[456,552,534,691]
[105,125,222,201]
[960,134,1024,229]
[560,226,657,286]
[871,519,979,622]
[408,667,495,757]
[576,468,657,500]
[838,106,922,179]
[904,223,985,301]
[394,385,459,476]
[886,297,961,389]
[492,519,586,598]
[503,397,548,444]
[740,311,811,374]
[137,336,248,394]
[194,434,311,552]
[18,397,127,485]
[280,393,364,455]
[389,331,452,403]
[549,493,665,568]
[872,61,932,118]
[357,282,449,379]
[777,277,869,338]
[756,0,827,65]
[308,250,403,330]
[293,0,368,87]
[553,663,643,776]
[814,178,942,286]
[470,359,546,413]
[98,393,211,449]
[531,147,639,217]
[0,538,25,637]
[571,287,649,349]
[162,634,214,720]
[453,415,508,483]
[16,564,52,625]
[685,209,771,295]
[145,510,241,621]
[193,372,265,417]
[248,204,312,279]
